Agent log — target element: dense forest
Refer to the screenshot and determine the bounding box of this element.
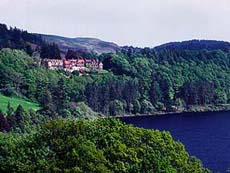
[1,24,230,172]
[0,23,61,58]
[1,40,230,119]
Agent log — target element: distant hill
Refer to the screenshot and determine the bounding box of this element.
[1,23,230,57]
[0,23,45,55]
[39,34,120,54]
[154,40,230,52]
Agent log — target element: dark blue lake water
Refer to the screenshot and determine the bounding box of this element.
[120,111,230,173]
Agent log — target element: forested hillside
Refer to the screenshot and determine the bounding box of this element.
[0,46,218,173]
[95,43,230,114]
[0,23,229,172]
[0,48,209,171]
[0,23,61,58]
[155,40,230,52]
[1,40,230,118]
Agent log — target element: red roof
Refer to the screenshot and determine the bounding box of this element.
[64,60,70,65]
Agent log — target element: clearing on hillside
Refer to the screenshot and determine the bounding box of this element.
[0,94,39,114]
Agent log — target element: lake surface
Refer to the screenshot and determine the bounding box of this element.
[120,111,230,173]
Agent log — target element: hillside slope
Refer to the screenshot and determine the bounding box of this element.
[154,40,230,52]
[0,94,39,114]
[40,34,120,54]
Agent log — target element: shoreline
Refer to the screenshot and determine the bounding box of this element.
[110,104,230,118]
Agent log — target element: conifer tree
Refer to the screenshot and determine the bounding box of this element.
[0,111,10,132]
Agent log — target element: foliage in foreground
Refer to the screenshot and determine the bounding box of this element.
[0,118,209,173]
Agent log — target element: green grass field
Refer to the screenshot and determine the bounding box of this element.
[0,94,40,114]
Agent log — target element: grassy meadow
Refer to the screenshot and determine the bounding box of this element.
[0,94,39,114]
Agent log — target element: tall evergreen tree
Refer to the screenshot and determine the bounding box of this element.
[7,105,25,130]
[39,89,57,118]
[0,111,10,132]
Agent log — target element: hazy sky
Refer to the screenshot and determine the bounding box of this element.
[0,0,229,47]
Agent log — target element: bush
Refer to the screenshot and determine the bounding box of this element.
[140,99,156,114]
[0,118,210,173]
[71,102,99,119]
[109,100,125,116]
